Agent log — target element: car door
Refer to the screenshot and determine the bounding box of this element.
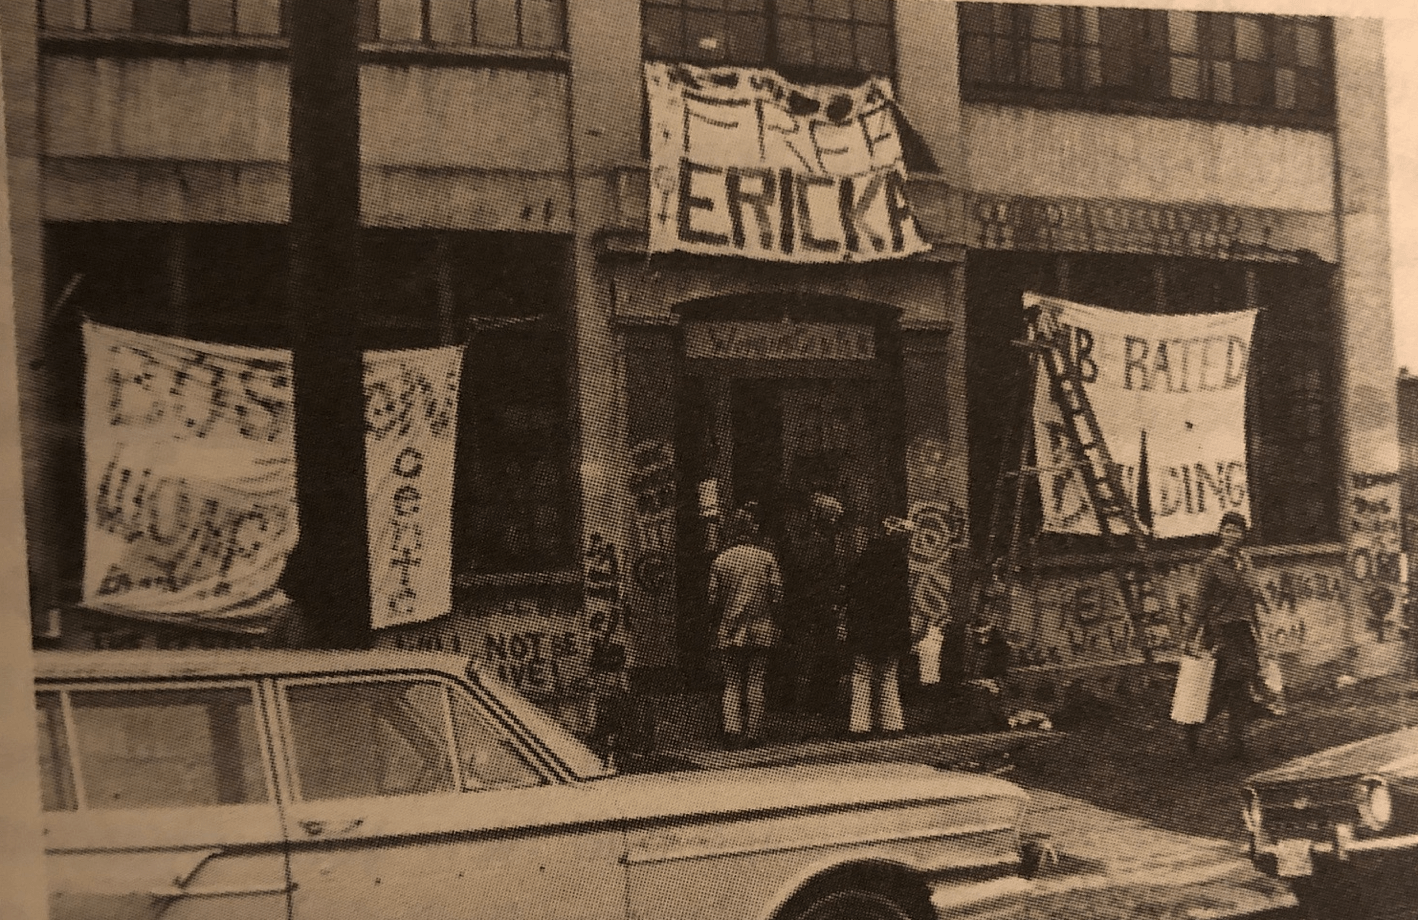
[39,681,291,920]
[273,672,627,920]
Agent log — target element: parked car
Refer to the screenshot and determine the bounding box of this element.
[1243,726,1418,919]
[35,649,1035,920]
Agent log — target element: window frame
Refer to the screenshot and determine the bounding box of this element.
[41,679,276,812]
[641,0,898,85]
[957,4,1336,130]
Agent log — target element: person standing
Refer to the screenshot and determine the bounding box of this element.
[708,507,784,749]
[1188,510,1264,760]
[783,489,846,715]
[843,515,915,737]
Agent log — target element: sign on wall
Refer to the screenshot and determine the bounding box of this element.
[646,62,930,263]
[1025,294,1256,539]
[84,322,463,631]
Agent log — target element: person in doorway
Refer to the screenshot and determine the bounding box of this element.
[1187,510,1265,760]
[783,487,847,715]
[843,515,915,737]
[708,506,784,749]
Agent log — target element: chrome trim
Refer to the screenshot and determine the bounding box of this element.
[1253,830,1418,865]
[622,823,1018,866]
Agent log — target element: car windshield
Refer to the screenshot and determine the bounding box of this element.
[468,666,613,780]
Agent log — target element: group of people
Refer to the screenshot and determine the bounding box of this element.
[706,500,918,749]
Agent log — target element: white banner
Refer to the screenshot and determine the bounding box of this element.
[646,62,930,263]
[363,347,463,630]
[83,323,298,624]
[84,323,463,631]
[1025,294,1255,539]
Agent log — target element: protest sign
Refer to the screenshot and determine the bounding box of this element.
[1025,293,1255,538]
[645,62,930,262]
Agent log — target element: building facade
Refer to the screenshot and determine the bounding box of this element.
[2,1,1404,726]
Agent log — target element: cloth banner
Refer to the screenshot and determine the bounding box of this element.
[84,322,463,631]
[83,323,298,625]
[363,347,463,630]
[645,62,930,262]
[1024,293,1255,539]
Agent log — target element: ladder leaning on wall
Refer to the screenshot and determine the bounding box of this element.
[968,296,1164,667]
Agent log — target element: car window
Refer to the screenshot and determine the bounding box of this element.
[285,679,459,801]
[447,686,543,791]
[35,692,76,812]
[69,686,268,809]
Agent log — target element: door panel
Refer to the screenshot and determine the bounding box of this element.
[41,684,288,920]
[276,675,626,920]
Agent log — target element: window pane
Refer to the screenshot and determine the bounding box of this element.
[1294,69,1327,113]
[855,24,892,75]
[1167,10,1197,54]
[961,33,993,84]
[1082,47,1101,88]
[448,689,543,789]
[814,20,854,70]
[189,0,233,34]
[1079,7,1098,45]
[133,0,185,33]
[1234,16,1266,62]
[778,18,814,67]
[1234,60,1272,107]
[379,0,423,41]
[958,3,995,37]
[1275,66,1296,109]
[236,0,283,36]
[853,0,889,26]
[475,0,519,47]
[1028,41,1062,89]
[779,0,811,16]
[726,12,768,64]
[36,693,76,812]
[71,688,267,809]
[644,7,685,58]
[684,10,729,62]
[991,37,1018,84]
[1170,56,1200,100]
[521,0,565,50]
[1030,6,1061,41]
[1199,12,1233,59]
[288,681,456,801]
[1295,22,1323,68]
[814,0,851,20]
[1210,60,1233,104]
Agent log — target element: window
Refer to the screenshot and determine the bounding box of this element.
[958,4,1333,125]
[35,692,77,812]
[284,678,540,799]
[965,252,1339,551]
[41,0,283,37]
[644,0,894,82]
[67,686,268,809]
[43,223,577,589]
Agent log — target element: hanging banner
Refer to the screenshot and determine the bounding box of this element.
[84,323,464,631]
[363,347,463,630]
[83,323,298,625]
[645,62,930,262]
[1025,293,1255,539]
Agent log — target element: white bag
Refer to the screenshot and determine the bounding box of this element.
[1171,653,1216,724]
[915,624,943,685]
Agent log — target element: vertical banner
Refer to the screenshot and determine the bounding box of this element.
[363,347,464,630]
[1025,294,1255,539]
[645,62,930,262]
[83,323,297,624]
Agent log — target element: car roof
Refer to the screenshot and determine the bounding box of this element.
[33,649,477,682]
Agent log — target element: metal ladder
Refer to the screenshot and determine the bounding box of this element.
[969,297,1163,665]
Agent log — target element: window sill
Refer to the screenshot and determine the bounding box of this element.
[454,570,580,590]
[962,88,1335,132]
[1028,540,1344,572]
[39,29,569,68]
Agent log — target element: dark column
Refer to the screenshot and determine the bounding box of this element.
[287,0,371,648]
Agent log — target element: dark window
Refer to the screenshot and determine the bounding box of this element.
[42,223,577,593]
[644,0,894,82]
[965,252,1339,552]
[958,4,1334,126]
[356,0,566,49]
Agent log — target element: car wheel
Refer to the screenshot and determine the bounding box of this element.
[780,886,929,920]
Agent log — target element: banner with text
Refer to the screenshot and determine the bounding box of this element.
[83,323,298,625]
[646,62,930,262]
[1024,294,1255,539]
[363,347,463,630]
[85,323,463,631]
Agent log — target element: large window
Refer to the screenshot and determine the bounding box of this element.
[643,0,895,82]
[958,4,1334,126]
[965,252,1339,552]
[39,0,567,52]
[43,223,576,584]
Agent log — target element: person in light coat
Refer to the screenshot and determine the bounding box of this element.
[708,507,784,749]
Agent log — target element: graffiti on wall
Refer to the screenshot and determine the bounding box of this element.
[1346,470,1404,642]
[627,440,676,599]
[905,435,967,628]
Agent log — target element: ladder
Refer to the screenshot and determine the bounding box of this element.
[969,298,1162,665]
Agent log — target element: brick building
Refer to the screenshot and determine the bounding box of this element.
[2,1,1402,726]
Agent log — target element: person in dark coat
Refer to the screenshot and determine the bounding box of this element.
[843,515,915,736]
[1187,510,1264,760]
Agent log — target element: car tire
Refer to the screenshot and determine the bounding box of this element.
[779,885,931,920]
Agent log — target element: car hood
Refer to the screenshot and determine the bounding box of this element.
[599,760,1027,822]
[1247,727,1418,786]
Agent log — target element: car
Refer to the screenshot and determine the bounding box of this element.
[35,649,1035,920]
[1243,726,1418,919]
